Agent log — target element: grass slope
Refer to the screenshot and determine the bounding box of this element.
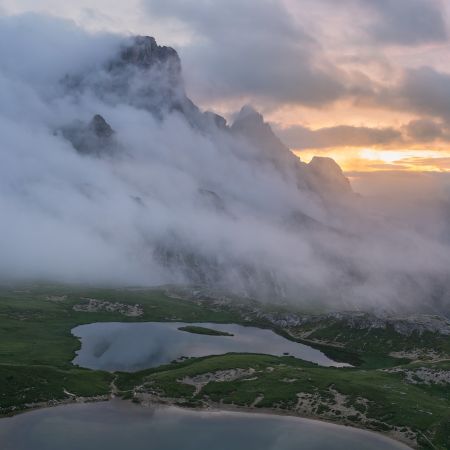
[0,284,449,449]
[117,353,450,449]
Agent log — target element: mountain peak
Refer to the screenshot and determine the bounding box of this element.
[89,114,114,139]
[62,114,115,156]
[308,156,351,194]
[234,105,264,123]
[118,36,180,69]
[231,105,291,156]
[309,156,346,177]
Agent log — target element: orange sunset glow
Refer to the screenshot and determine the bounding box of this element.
[294,148,450,173]
[4,0,450,177]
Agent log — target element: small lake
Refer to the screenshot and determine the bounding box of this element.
[72,322,349,371]
[0,401,411,450]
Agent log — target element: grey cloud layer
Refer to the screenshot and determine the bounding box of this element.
[394,67,450,121]
[2,0,450,136]
[142,0,450,146]
[144,0,348,106]
[276,118,450,149]
[359,67,450,134]
[353,0,448,45]
[405,119,450,143]
[276,124,402,149]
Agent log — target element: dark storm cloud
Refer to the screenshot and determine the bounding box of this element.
[396,67,450,120]
[277,118,450,149]
[355,0,448,45]
[365,66,450,124]
[143,0,347,106]
[275,123,402,149]
[404,119,446,142]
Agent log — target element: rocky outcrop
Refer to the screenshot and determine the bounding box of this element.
[231,105,291,157]
[73,298,143,317]
[230,105,304,176]
[259,310,450,336]
[308,157,352,195]
[62,114,116,156]
[230,106,352,197]
[116,36,180,70]
[166,287,450,337]
[89,114,114,139]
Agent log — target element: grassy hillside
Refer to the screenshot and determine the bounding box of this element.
[0,284,240,414]
[0,284,449,449]
[117,353,450,449]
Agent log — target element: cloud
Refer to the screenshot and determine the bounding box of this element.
[0,13,449,314]
[404,119,446,142]
[143,0,347,106]
[353,0,448,46]
[140,0,450,127]
[276,123,402,149]
[350,171,450,239]
[365,66,450,124]
[0,13,121,87]
[400,156,450,170]
[396,67,450,120]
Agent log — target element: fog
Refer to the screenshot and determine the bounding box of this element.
[0,14,449,314]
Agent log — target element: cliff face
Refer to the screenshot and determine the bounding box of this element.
[117,36,180,70]
[308,157,352,195]
[62,114,116,156]
[230,105,352,196]
[61,35,191,120]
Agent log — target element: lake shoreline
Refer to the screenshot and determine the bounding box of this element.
[135,395,416,449]
[1,392,414,449]
[71,321,348,371]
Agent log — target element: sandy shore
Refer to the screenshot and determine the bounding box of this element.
[133,392,416,449]
[0,392,415,449]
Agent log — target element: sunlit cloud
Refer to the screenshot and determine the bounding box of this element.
[1,1,450,173]
[294,147,450,172]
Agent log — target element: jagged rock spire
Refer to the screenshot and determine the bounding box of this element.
[119,36,180,69]
[89,114,114,139]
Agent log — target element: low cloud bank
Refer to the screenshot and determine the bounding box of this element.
[0,14,449,314]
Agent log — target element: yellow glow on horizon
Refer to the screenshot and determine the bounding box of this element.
[359,149,443,164]
[293,148,450,173]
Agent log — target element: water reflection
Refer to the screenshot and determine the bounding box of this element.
[72,322,349,371]
[0,401,411,450]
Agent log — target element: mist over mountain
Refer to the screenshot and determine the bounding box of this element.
[1,14,449,314]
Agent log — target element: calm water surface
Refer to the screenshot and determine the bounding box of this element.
[0,401,411,450]
[72,322,349,371]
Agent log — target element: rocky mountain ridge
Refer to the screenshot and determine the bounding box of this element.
[62,36,352,198]
[265,311,450,337]
[165,286,450,337]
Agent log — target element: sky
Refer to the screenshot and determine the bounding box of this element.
[2,0,450,174]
